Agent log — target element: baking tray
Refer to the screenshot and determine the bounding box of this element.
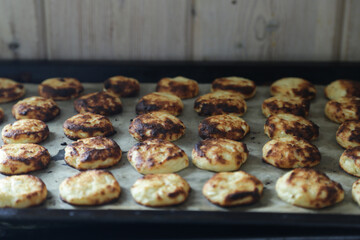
[1,61,360,238]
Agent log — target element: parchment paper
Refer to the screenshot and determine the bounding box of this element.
[0,83,358,214]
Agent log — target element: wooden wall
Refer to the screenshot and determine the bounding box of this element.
[0,0,359,61]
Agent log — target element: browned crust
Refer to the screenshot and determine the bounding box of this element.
[12,98,60,122]
[211,78,256,97]
[195,102,244,116]
[60,170,120,206]
[326,98,360,123]
[263,137,321,168]
[264,115,319,141]
[336,120,360,147]
[194,138,248,165]
[128,113,185,141]
[63,113,115,140]
[38,78,84,100]
[262,97,310,117]
[74,92,122,116]
[194,93,247,116]
[0,145,50,175]
[0,83,25,103]
[339,158,360,178]
[203,172,263,207]
[104,76,140,97]
[198,115,249,140]
[341,146,360,162]
[135,94,183,116]
[60,183,120,206]
[204,189,261,208]
[127,139,186,169]
[271,79,316,100]
[156,78,199,99]
[325,79,360,99]
[2,121,49,143]
[285,168,344,208]
[65,137,121,164]
[133,174,190,207]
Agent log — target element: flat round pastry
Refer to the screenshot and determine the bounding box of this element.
[74,91,122,116]
[0,175,47,208]
[264,113,319,141]
[339,146,360,177]
[352,179,360,206]
[202,171,263,207]
[325,79,360,100]
[211,77,256,99]
[336,120,360,149]
[262,96,310,117]
[59,170,121,206]
[104,75,140,97]
[128,111,185,142]
[192,138,248,172]
[198,114,250,140]
[63,112,115,140]
[38,77,84,100]
[0,78,25,103]
[194,91,247,116]
[131,173,190,207]
[276,168,344,209]
[127,139,189,174]
[325,97,360,123]
[0,107,4,123]
[156,76,199,99]
[0,143,50,175]
[262,136,321,168]
[64,136,122,170]
[12,96,60,122]
[135,92,183,116]
[2,119,49,144]
[270,77,316,100]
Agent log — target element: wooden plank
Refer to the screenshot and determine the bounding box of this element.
[340,0,360,61]
[0,0,46,59]
[44,0,191,60]
[192,0,342,61]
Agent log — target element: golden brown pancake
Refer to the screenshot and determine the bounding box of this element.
[156,76,199,99]
[129,111,185,142]
[74,91,122,116]
[270,77,316,100]
[104,75,140,97]
[211,77,256,99]
[0,78,25,103]
[12,96,60,122]
[38,77,83,100]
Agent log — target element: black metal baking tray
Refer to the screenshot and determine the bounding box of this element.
[0,61,360,239]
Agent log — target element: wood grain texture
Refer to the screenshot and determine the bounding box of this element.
[340,0,360,61]
[0,0,358,61]
[192,0,342,61]
[0,0,46,59]
[44,0,191,60]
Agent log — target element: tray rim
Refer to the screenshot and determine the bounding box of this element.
[0,208,360,228]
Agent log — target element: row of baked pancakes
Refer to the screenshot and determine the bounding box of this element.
[0,76,138,208]
[0,76,256,208]
[323,79,360,206]
[263,78,360,209]
[127,76,259,207]
[260,78,344,209]
[262,78,344,208]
